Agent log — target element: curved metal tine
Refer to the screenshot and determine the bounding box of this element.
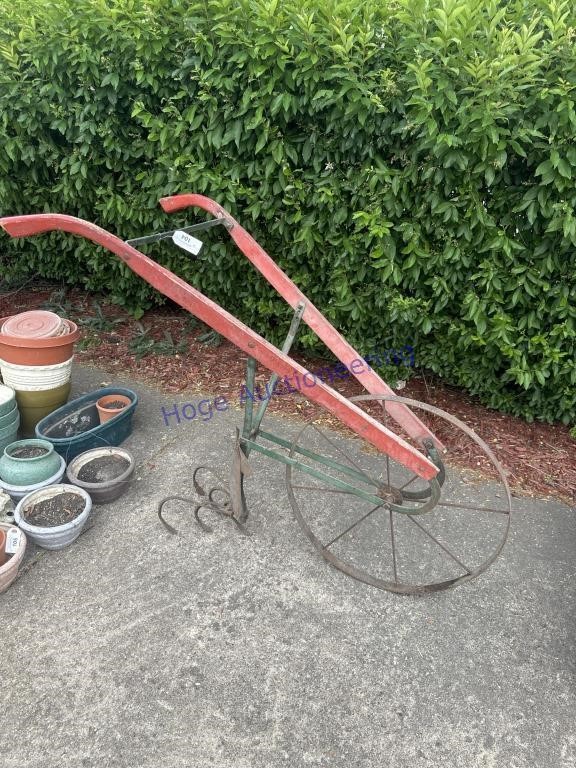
[322,503,384,549]
[208,486,232,513]
[311,423,383,489]
[193,465,228,497]
[406,515,471,575]
[194,502,222,533]
[158,495,202,535]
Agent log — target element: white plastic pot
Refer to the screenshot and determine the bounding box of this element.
[0,454,67,502]
[15,483,91,550]
[0,357,73,391]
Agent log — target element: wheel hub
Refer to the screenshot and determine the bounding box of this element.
[377,484,404,505]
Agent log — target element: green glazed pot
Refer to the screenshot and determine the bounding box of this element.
[0,385,16,418]
[0,403,19,430]
[0,439,62,486]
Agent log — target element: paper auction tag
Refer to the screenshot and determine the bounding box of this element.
[172,230,203,256]
[5,528,21,554]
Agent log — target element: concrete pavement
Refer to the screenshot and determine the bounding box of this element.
[1,363,575,768]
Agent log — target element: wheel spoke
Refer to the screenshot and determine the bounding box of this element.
[399,474,419,491]
[323,504,383,549]
[312,424,381,489]
[389,510,398,582]
[407,515,471,574]
[436,500,510,516]
[291,484,358,496]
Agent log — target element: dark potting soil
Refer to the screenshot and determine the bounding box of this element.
[24,492,85,527]
[77,455,130,483]
[104,400,128,410]
[10,446,49,459]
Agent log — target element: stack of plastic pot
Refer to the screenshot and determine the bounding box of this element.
[0,311,80,435]
[0,384,19,453]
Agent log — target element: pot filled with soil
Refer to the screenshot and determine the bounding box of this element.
[35,387,138,460]
[96,394,131,424]
[15,484,92,550]
[0,439,62,486]
[66,447,134,504]
[0,523,27,593]
[0,454,67,503]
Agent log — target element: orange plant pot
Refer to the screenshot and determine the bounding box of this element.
[96,394,132,424]
[0,317,80,366]
[0,529,7,568]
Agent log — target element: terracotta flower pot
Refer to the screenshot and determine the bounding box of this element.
[0,523,27,593]
[96,394,132,424]
[0,528,7,567]
[0,316,80,366]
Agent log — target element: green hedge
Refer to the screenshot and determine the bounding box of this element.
[1,0,575,422]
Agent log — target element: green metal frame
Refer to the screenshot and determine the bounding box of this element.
[237,302,443,516]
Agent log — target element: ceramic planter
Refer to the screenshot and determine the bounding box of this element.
[0,356,73,391]
[0,523,27,592]
[0,403,19,430]
[0,439,62,486]
[96,394,132,424]
[0,316,79,366]
[0,454,66,502]
[66,447,135,504]
[15,484,92,550]
[15,382,71,436]
[0,385,16,418]
[0,413,20,455]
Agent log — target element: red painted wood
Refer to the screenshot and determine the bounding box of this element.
[160,194,441,448]
[0,212,439,480]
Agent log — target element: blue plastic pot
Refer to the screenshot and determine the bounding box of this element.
[35,387,138,461]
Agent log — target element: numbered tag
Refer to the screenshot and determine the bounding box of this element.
[5,528,21,555]
[172,230,203,256]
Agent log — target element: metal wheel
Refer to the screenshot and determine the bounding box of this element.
[285,395,511,594]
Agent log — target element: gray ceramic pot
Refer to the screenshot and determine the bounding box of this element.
[65,447,134,504]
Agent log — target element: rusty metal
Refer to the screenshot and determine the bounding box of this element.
[158,455,250,536]
[285,394,512,594]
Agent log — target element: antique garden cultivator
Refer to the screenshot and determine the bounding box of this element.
[0,194,511,594]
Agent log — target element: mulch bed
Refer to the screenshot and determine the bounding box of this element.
[1,284,575,505]
[23,492,85,527]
